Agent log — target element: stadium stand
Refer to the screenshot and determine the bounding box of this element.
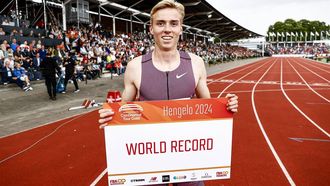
[0,0,262,89]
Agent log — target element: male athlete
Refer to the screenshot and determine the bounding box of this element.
[99,0,238,185]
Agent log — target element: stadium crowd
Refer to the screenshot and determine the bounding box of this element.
[1,16,260,94]
[266,44,330,57]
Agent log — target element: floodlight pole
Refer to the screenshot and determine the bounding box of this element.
[130,13,133,33]
[16,0,19,27]
[62,1,66,31]
[43,0,47,32]
[25,0,28,19]
[77,0,80,29]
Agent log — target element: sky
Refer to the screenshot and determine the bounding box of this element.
[207,0,330,36]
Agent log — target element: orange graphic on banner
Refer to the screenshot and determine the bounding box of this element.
[103,98,232,125]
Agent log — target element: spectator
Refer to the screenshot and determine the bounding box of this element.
[1,59,24,89]
[0,27,5,35]
[32,53,42,80]
[13,62,33,91]
[39,45,47,60]
[10,38,18,52]
[29,30,35,37]
[2,19,10,26]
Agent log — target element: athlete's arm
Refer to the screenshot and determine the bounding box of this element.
[189,53,211,98]
[99,56,142,126]
[189,53,238,113]
[121,56,141,101]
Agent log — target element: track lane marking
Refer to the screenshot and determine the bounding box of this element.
[280,59,330,138]
[210,87,330,94]
[207,58,271,85]
[289,137,330,143]
[301,62,330,74]
[286,58,330,103]
[293,60,330,84]
[217,61,271,97]
[0,110,95,164]
[251,58,296,186]
[301,58,330,70]
[90,168,107,186]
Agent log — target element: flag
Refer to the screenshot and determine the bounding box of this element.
[310,32,314,36]
[326,31,330,36]
[286,32,290,36]
[300,32,303,37]
[315,32,319,36]
[291,32,295,36]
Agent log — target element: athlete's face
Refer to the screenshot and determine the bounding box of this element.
[150,8,183,51]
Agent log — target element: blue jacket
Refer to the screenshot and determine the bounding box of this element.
[13,67,26,78]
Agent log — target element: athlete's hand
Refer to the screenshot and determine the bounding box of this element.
[98,109,114,129]
[226,93,238,113]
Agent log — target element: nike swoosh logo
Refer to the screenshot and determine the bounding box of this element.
[176,72,187,79]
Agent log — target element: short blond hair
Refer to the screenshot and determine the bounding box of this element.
[150,0,185,24]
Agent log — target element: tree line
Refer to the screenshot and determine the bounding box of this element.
[267,19,330,42]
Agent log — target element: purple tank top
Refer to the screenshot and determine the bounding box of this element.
[139,51,196,101]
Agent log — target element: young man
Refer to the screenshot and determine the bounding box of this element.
[99,0,238,185]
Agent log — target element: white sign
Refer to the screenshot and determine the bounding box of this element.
[104,99,233,185]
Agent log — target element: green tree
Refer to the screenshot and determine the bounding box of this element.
[267,19,330,41]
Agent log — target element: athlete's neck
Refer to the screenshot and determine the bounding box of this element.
[153,48,179,63]
[152,49,180,71]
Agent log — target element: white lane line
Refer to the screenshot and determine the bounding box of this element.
[0,111,93,164]
[302,58,330,69]
[207,58,271,85]
[300,61,330,74]
[0,108,99,139]
[251,59,296,186]
[287,59,330,103]
[294,60,330,83]
[210,88,330,94]
[90,168,107,186]
[280,60,330,138]
[289,137,330,143]
[217,61,271,98]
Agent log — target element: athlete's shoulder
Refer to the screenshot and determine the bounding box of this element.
[187,52,204,66]
[127,55,142,68]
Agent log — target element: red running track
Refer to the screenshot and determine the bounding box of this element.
[0,57,329,186]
